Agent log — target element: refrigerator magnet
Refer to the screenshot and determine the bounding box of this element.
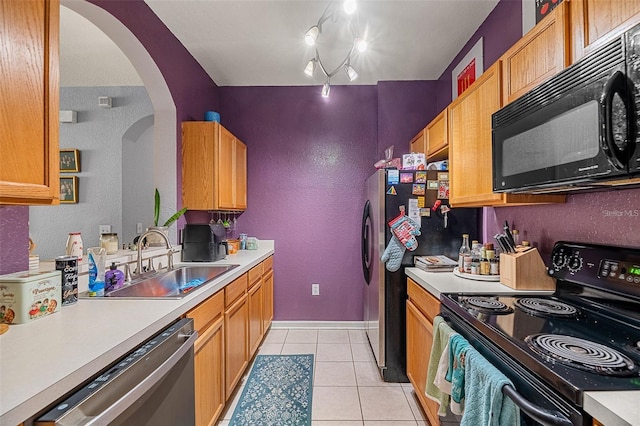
[400,172,413,183]
[412,184,426,195]
[417,196,425,208]
[420,208,431,217]
[387,186,397,195]
[437,172,449,181]
[427,180,439,190]
[438,181,450,199]
[387,169,399,184]
[415,171,427,184]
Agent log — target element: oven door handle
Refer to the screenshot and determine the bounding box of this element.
[502,384,573,426]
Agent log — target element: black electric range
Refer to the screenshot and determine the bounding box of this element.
[440,241,640,425]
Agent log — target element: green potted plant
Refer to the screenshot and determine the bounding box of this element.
[145,189,188,247]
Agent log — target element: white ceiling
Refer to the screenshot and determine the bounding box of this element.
[60,0,500,87]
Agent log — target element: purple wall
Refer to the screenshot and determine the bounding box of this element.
[377,81,438,157]
[0,207,29,274]
[189,85,379,321]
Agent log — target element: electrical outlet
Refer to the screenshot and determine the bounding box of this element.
[136,223,143,234]
[312,283,320,296]
[99,225,111,234]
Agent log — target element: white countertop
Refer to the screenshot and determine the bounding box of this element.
[405,267,640,426]
[0,241,274,425]
[405,267,555,298]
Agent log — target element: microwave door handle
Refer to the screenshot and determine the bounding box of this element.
[602,70,634,169]
[502,384,573,426]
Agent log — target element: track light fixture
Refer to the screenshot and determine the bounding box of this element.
[302,0,367,98]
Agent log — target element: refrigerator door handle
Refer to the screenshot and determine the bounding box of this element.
[361,200,372,284]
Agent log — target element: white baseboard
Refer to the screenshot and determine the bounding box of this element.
[271,320,365,330]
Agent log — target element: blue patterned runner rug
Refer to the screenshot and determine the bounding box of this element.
[229,354,314,426]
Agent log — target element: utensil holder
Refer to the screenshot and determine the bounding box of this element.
[499,247,555,290]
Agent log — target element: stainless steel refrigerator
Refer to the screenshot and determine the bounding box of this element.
[361,169,479,382]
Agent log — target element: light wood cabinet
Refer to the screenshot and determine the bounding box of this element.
[262,257,274,332]
[501,1,569,105]
[426,109,448,161]
[182,121,247,211]
[406,278,440,426]
[224,274,249,400]
[248,263,264,358]
[448,61,565,207]
[571,0,640,63]
[187,291,225,426]
[0,0,60,205]
[409,129,426,156]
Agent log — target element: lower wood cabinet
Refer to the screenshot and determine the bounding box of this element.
[186,256,275,422]
[194,315,225,426]
[406,278,441,426]
[248,273,264,358]
[225,286,249,400]
[187,291,225,426]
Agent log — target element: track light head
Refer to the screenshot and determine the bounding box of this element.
[321,81,331,98]
[304,59,316,76]
[344,0,356,15]
[305,26,319,46]
[345,64,358,81]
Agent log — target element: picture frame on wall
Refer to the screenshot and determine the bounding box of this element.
[451,38,484,100]
[60,176,78,203]
[60,149,80,172]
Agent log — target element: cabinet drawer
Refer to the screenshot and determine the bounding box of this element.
[262,256,273,273]
[248,263,263,288]
[225,274,248,307]
[187,290,224,335]
[407,278,440,323]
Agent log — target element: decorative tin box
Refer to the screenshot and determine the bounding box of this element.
[0,270,62,324]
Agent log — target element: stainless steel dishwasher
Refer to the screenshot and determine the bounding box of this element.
[35,318,197,426]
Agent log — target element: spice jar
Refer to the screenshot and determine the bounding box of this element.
[99,233,119,255]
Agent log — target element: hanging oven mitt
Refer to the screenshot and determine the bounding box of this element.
[381,214,421,272]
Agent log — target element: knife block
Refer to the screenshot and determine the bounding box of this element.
[500,247,556,290]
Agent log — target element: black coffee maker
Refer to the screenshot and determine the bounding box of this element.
[181,224,228,262]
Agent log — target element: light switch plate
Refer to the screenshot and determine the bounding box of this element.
[99,225,111,234]
[312,283,320,296]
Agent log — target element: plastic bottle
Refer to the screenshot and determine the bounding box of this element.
[105,262,125,292]
[458,234,470,271]
[87,247,106,297]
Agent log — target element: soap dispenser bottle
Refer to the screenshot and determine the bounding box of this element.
[104,262,125,292]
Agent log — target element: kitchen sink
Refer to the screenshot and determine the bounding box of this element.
[82,265,240,299]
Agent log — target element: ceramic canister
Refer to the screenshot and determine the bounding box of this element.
[66,232,83,261]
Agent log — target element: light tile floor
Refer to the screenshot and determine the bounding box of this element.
[216,328,429,426]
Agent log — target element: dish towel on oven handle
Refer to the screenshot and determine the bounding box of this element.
[460,346,520,426]
[425,316,457,416]
[446,334,469,415]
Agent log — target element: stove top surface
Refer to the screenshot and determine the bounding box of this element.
[441,290,640,404]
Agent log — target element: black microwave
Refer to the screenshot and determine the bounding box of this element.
[492,23,640,193]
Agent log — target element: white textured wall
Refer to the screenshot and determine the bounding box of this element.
[30,87,153,260]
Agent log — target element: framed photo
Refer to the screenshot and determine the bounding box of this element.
[60,149,80,172]
[451,38,484,100]
[60,176,78,203]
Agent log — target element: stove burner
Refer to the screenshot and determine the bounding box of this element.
[525,334,638,376]
[462,297,513,314]
[515,298,580,318]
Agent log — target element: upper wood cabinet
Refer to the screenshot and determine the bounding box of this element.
[0,0,60,205]
[425,108,448,161]
[409,129,426,155]
[182,122,247,211]
[501,1,570,105]
[448,61,565,207]
[571,0,640,63]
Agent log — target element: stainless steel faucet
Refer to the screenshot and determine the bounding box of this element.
[135,229,175,277]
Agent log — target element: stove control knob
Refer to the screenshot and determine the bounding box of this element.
[567,254,583,273]
[552,250,568,269]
